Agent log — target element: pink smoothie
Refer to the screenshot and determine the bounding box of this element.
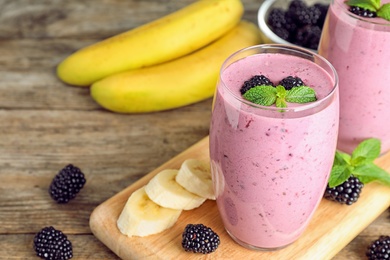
[209,49,339,249]
[318,0,390,154]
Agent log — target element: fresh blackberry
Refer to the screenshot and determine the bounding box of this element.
[33,226,73,260]
[287,0,309,26]
[294,25,322,50]
[240,75,274,94]
[273,27,290,41]
[267,8,287,29]
[49,164,86,204]
[324,176,364,205]
[295,4,322,26]
[366,235,390,260]
[181,224,220,254]
[349,6,377,18]
[314,3,329,27]
[278,76,305,90]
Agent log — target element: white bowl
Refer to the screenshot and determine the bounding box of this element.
[257,0,330,52]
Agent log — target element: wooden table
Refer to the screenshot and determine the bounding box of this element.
[0,0,388,259]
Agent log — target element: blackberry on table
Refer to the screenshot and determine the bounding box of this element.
[182,224,220,254]
[240,75,274,94]
[349,6,377,18]
[324,176,364,205]
[49,164,86,204]
[278,76,305,90]
[366,235,390,260]
[33,226,73,260]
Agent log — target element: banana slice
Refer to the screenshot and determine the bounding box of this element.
[145,169,206,210]
[176,159,216,200]
[117,186,182,237]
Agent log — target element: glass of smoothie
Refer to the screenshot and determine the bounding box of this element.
[318,0,390,154]
[209,44,339,250]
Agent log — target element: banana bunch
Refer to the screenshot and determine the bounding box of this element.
[56,0,263,113]
[117,159,214,237]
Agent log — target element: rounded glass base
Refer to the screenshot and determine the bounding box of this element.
[226,229,294,251]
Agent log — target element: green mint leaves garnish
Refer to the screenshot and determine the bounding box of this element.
[346,0,390,21]
[242,85,317,108]
[328,138,390,188]
[378,3,390,21]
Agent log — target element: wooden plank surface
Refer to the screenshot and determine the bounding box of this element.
[0,0,389,259]
[90,137,390,260]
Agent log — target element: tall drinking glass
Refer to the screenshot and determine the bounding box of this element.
[209,44,339,250]
[318,0,390,154]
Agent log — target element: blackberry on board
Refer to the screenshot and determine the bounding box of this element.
[349,6,377,18]
[278,76,305,90]
[240,75,274,94]
[324,176,364,205]
[33,226,73,260]
[366,235,390,260]
[49,164,86,204]
[182,224,220,254]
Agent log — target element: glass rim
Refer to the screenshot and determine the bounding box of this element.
[219,44,339,113]
[333,0,390,27]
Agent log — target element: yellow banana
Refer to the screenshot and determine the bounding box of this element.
[90,21,262,113]
[57,0,244,86]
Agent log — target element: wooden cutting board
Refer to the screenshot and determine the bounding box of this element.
[89,136,390,260]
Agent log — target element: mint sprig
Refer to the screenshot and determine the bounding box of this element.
[328,138,390,188]
[242,85,317,108]
[346,0,390,21]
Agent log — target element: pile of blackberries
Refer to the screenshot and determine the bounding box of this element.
[267,0,329,50]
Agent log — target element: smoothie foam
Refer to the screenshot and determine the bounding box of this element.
[209,51,339,249]
[318,0,390,153]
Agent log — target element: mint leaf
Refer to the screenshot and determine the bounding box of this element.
[353,162,390,185]
[285,86,317,103]
[276,98,287,108]
[378,3,390,21]
[351,138,381,166]
[243,85,276,106]
[334,151,351,166]
[328,164,353,188]
[346,0,379,11]
[275,86,287,108]
[328,138,390,189]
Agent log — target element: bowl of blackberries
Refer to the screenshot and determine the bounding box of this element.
[258,0,330,52]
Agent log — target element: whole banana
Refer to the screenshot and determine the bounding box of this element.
[90,21,262,113]
[57,0,244,86]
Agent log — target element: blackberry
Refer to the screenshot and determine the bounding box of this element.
[49,164,86,204]
[294,25,322,50]
[324,176,364,205]
[267,9,291,40]
[278,76,305,90]
[181,224,220,254]
[294,4,322,26]
[267,8,287,29]
[240,75,274,94]
[33,226,73,260]
[349,6,377,18]
[366,235,390,260]
[314,3,329,27]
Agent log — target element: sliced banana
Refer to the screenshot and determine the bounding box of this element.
[117,186,182,237]
[145,169,206,210]
[176,159,216,200]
